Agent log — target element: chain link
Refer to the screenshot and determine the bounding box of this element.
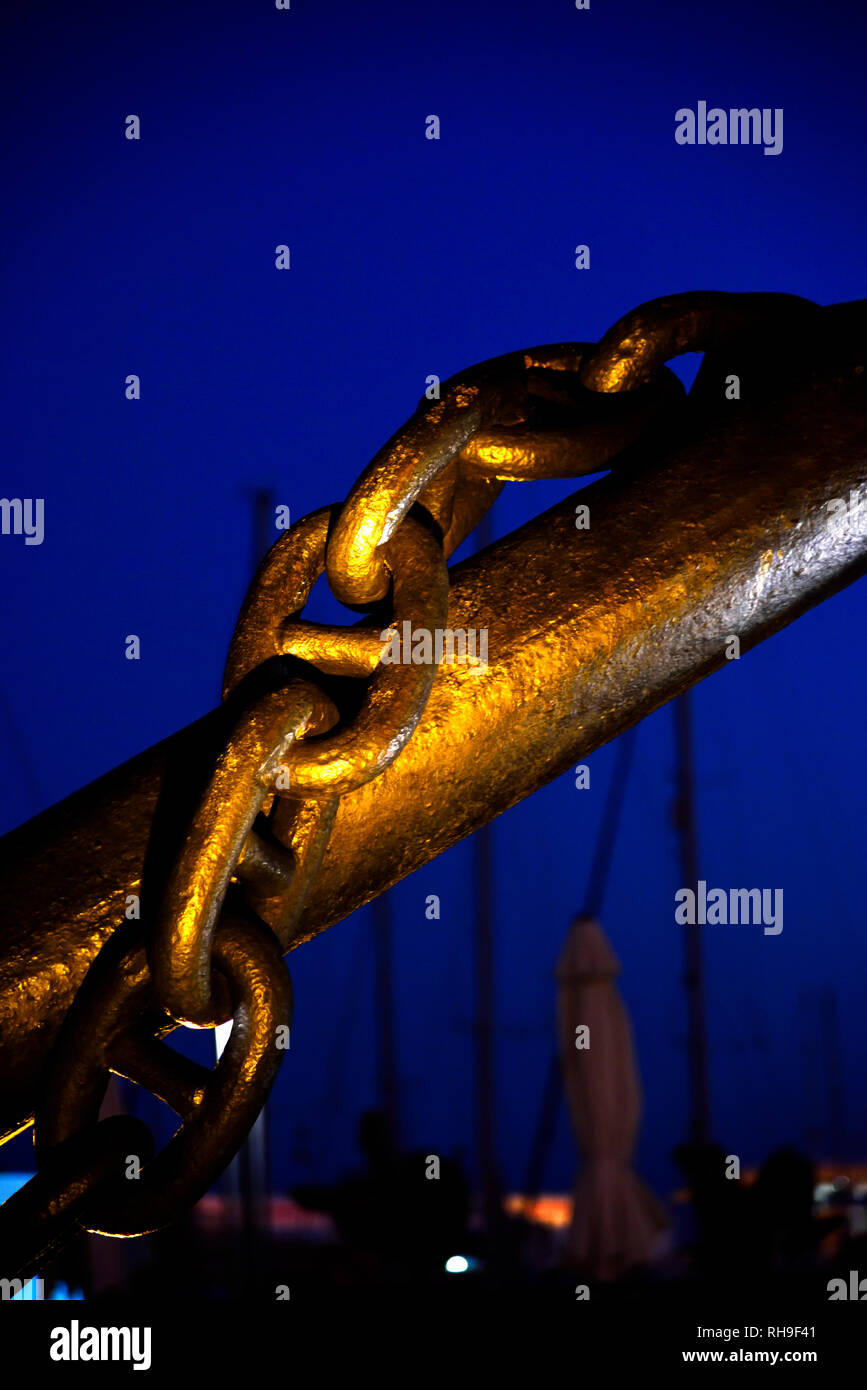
[35,918,292,1237]
[0,289,821,1273]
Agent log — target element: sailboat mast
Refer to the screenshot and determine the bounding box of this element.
[674,692,711,1145]
[474,511,500,1231]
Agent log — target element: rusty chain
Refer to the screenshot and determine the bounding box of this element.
[0,290,821,1271]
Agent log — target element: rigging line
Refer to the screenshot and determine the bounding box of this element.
[315,909,372,1176]
[520,727,638,1203]
[585,730,639,919]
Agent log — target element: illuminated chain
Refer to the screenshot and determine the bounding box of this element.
[0,290,819,1272]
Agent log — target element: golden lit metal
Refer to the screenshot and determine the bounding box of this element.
[1,292,865,1258]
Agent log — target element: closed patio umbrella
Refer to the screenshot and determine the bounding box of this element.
[557,914,667,1279]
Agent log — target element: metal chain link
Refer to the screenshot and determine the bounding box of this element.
[0,289,821,1273]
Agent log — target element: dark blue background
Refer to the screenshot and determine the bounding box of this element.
[1,0,865,1203]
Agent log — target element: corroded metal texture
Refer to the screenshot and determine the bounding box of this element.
[1,300,865,1147]
[37,916,292,1235]
[302,309,867,934]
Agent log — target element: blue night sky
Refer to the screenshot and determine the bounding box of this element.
[1,0,865,1203]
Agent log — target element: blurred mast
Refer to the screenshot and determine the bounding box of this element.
[522,728,636,1200]
[674,692,710,1145]
[818,988,845,1158]
[373,893,400,1141]
[474,511,500,1232]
